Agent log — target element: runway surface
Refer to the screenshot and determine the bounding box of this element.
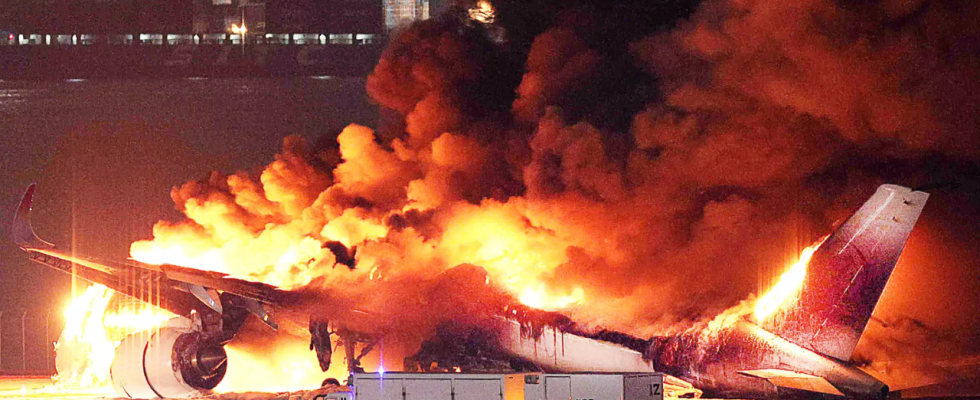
[0,376,345,400]
[0,376,114,399]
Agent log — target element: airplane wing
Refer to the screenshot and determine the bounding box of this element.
[10,184,282,331]
[8,184,366,398]
[738,369,845,396]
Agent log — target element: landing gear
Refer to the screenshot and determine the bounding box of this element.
[309,319,380,377]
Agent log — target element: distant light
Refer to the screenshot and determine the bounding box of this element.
[231,23,248,35]
[468,0,496,24]
[311,76,335,80]
[65,79,85,83]
[378,365,385,375]
[7,34,13,41]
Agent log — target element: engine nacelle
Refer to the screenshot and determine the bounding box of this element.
[110,317,228,398]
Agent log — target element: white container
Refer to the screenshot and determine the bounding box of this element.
[504,373,664,400]
[351,372,663,400]
[320,392,354,400]
[353,373,506,400]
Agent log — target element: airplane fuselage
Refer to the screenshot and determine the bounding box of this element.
[648,319,887,399]
[8,183,927,399]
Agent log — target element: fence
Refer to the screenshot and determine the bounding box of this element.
[0,309,60,376]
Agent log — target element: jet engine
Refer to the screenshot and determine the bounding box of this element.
[110,317,227,398]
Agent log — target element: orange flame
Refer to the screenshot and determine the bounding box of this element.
[216,341,341,393]
[54,285,174,392]
[54,285,115,390]
[753,236,828,322]
[129,139,585,311]
[468,0,496,24]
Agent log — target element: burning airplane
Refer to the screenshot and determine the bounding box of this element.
[9,182,927,399]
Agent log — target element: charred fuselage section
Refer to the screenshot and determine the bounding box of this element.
[648,320,888,399]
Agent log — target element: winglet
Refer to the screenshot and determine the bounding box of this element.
[9,184,54,250]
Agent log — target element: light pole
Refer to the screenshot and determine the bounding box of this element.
[0,310,4,371]
[20,310,26,373]
[45,310,51,373]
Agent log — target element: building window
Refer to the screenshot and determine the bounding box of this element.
[20,34,43,45]
[167,34,194,45]
[264,33,288,45]
[355,34,375,45]
[384,0,430,31]
[292,34,319,45]
[139,34,164,45]
[202,33,227,44]
[329,34,352,45]
[108,35,134,45]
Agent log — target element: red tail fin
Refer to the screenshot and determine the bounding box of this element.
[9,184,54,250]
[761,184,929,361]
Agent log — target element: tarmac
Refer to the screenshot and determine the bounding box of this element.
[0,376,347,400]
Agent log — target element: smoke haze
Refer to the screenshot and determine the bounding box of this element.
[130,0,980,389]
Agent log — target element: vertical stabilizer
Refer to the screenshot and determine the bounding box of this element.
[9,184,54,250]
[762,184,928,361]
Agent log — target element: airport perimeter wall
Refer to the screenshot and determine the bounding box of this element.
[0,308,57,376]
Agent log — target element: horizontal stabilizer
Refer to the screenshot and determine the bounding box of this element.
[9,184,53,249]
[739,369,844,396]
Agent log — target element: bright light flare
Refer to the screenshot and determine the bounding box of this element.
[753,236,828,322]
[217,342,333,393]
[439,202,585,311]
[230,23,248,35]
[519,284,585,310]
[468,0,496,24]
[103,306,175,334]
[55,285,115,389]
[54,285,174,391]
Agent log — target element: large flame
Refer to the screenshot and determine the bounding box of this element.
[129,135,586,312]
[54,285,115,390]
[54,284,174,391]
[753,236,828,322]
[54,284,335,395]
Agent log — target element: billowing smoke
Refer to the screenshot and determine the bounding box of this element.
[131,0,980,389]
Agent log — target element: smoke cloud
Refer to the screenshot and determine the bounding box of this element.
[131,0,980,388]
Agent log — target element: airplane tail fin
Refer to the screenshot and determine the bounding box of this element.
[761,184,929,361]
[9,184,54,250]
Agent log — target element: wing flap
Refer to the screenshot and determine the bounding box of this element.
[159,263,282,304]
[739,369,844,396]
